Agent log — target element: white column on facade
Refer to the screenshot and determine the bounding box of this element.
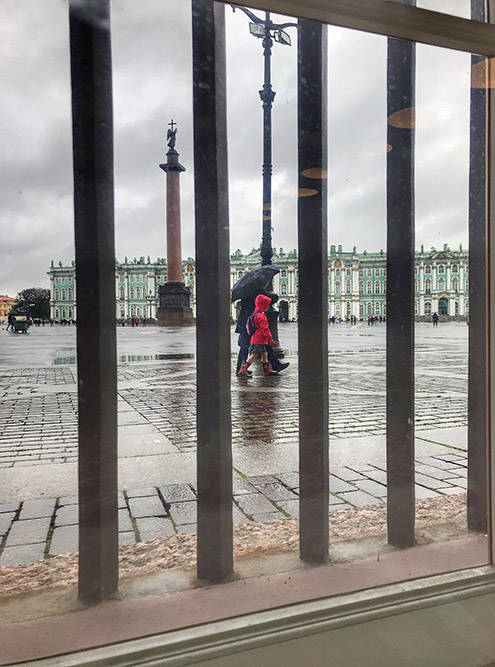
[446,264,451,291]
[329,267,335,317]
[459,263,465,315]
[432,295,438,313]
[432,265,437,292]
[49,275,54,319]
[449,295,456,316]
[419,264,424,291]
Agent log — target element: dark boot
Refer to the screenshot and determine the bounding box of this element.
[274,362,289,372]
[263,362,278,376]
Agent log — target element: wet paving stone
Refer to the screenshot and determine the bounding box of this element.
[136,517,175,540]
[6,517,51,547]
[235,493,278,516]
[128,496,168,518]
[20,498,56,520]
[0,542,45,566]
[168,501,196,525]
[49,525,78,556]
[0,512,15,537]
[159,484,196,503]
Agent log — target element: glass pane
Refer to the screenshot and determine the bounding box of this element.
[0,0,490,660]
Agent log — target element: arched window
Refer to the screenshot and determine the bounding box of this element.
[62,289,66,301]
[130,305,135,316]
[367,303,372,316]
[238,271,243,279]
[68,289,72,300]
[359,282,363,295]
[281,269,287,278]
[335,281,341,296]
[137,307,141,317]
[452,279,459,292]
[62,308,66,318]
[367,281,372,295]
[438,264,445,274]
[425,279,431,294]
[374,302,381,314]
[55,290,59,300]
[384,281,386,293]
[55,308,59,318]
[68,308,73,319]
[346,302,351,315]
[414,280,418,293]
[367,269,372,277]
[359,270,363,277]
[425,265,431,274]
[375,268,380,277]
[374,281,380,294]
[130,287,135,299]
[359,303,364,316]
[136,287,141,299]
[455,301,459,315]
[438,278,446,292]
[120,287,125,300]
[120,308,125,318]
[335,269,341,277]
[345,280,351,294]
[189,273,194,281]
[280,282,287,296]
[425,302,432,315]
[452,264,458,273]
[346,268,351,277]
[335,303,341,316]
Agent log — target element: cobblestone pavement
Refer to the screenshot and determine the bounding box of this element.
[0,322,469,565]
[0,452,468,566]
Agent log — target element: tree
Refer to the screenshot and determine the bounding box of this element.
[11,287,50,320]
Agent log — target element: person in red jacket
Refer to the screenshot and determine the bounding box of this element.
[239,294,279,377]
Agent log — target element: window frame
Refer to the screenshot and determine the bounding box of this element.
[14,0,495,664]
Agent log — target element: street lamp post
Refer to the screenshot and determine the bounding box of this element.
[232,6,296,351]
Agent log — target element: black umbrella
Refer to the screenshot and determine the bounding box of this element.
[231,265,280,302]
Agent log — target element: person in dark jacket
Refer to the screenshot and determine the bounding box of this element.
[235,289,289,375]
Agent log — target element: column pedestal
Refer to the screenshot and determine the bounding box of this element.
[157,281,195,326]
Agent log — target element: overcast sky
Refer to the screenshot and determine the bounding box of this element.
[0,0,474,296]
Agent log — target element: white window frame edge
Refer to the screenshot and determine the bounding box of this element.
[32,567,495,666]
[28,1,495,664]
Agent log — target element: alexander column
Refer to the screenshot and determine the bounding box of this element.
[157,120,195,326]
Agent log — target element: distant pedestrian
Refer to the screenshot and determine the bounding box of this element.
[432,312,439,327]
[6,313,15,331]
[239,294,279,377]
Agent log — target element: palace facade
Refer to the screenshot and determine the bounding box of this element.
[48,243,468,322]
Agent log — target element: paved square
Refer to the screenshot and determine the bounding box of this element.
[0,322,470,565]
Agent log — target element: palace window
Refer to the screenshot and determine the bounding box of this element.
[367,269,372,277]
[346,302,351,316]
[335,303,341,316]
[62,289,66,301]
[345,280,351,294]
[335,269,341,277]
[55,290,59,301]
[55,308,59,319]
[68,289,72,300]
[374,302,381,315]
[374,281,380,294]
[375,268,380,277]
[281,282,287,296]
[136,287,141,299]
[453,278,459,292]
[238,271,243,279]
[189,272,194,281]
[438,278,446,292]
[130,287,134,299]
[120,287,124,300]
[359,281,363,295]
[425,280,432,294]
[367,281,372,295]
[384,281,386,294]
[68,308,73,319]
[335,281,341,296]
[359,269,363,277]
[425,265,431,274]
[415,301,419,315]
[359,303,364,317]
[425,302,432,315]
[346,268,351,276]
[281,269,287,278]
[438,264,445,274]
[415,280,418,293]
[452,264,458,273]
[367,303,372,316]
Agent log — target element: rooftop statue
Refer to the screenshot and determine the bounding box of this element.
[167,119,177,150]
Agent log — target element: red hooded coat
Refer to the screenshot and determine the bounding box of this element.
[250,294,273,345]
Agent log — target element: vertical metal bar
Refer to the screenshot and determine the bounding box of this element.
[488,0,495,564]
[386,2,416,548]
[69,0,118,602]
[468,0,488,534]
[192,0,233,582]
[298,19,329,563]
